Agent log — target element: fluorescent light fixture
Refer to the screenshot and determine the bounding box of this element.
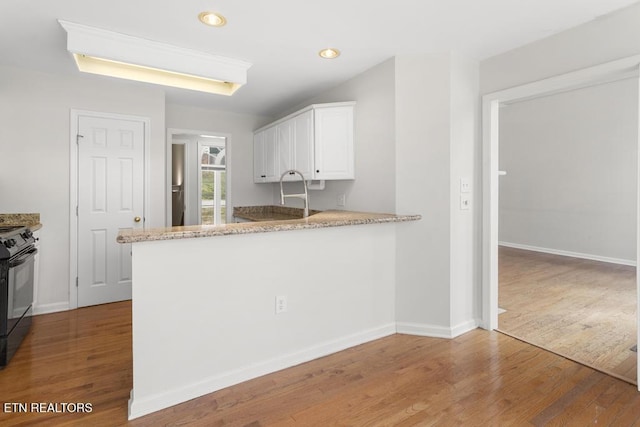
[58,20,251,96]
[72,54,242,95]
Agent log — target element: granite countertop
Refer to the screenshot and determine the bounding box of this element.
[233,205,323,221]
[0,213,42,231]
[117,206,421,244]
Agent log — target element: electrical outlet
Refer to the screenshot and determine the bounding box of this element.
[275,295,287,314]
[337,193,346,207]
[460,195,471,210]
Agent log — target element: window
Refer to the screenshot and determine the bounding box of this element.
[199,140,226,225]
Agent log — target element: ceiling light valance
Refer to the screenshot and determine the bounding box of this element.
[58,20,251,96]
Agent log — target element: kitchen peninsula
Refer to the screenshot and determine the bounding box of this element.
[118,207,420,420]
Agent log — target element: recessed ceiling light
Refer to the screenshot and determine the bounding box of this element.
[198,12,227,27]
[319,48,340,59]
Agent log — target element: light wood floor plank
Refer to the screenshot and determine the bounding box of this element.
[498,246,637,384]
[1,301,640,425]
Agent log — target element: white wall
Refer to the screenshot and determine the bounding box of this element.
[129,223,397,418]
[449,54,481,329]
[245,54,481,336]
[267,58,397,213]
[0,65,166,313]
[395,54,452,329]
[165,104,274,218]
[481,2,640,94]
[499,79,638,262]
[394,53,480,336]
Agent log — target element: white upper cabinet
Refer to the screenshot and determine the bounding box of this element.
[253,131,265,182]
[313,105,354,180]
[253,102,355,183]
[293,110,314,180]
[253,126,278,183]
[263,126,278,181]
[276,119,295,181]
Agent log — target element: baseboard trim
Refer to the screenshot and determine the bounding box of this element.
[396,319,479,339]
[499,241,636,267]
[33,302,69,315]
[128,323,396,420]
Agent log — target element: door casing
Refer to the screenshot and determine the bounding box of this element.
[481,55,640,389]
[69,109,151,310]
[166,128,233,227]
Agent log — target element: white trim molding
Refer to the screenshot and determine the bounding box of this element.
[165,128,233,227]
[482,54,640,332]
[128,323,396,420]
[499,242,636,267]
[33,302,70,316]
[396,320,479,339]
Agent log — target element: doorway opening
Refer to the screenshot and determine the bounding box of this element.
[495,80,637,384]
[166,129,231,227]
[482,55,640,389]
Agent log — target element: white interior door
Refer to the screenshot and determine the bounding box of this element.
[77,115,145,307]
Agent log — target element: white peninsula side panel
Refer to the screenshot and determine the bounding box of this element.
[128,223,397,419]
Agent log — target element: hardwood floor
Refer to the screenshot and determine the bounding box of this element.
[2,301,640,426]
[498,246,637,384]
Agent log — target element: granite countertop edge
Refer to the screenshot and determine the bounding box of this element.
[0,213,42,231]
[117,210,421,244]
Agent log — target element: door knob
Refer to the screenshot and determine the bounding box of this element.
[134,216,141,223]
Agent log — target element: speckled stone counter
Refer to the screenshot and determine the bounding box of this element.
[0,213,42,230]
[117,208,421,244]
[233,205,322,221]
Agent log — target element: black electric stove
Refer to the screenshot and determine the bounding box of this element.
[0,225,37,368]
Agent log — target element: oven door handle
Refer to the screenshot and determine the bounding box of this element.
[9,247,38,268]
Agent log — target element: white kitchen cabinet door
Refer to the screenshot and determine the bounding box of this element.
[254,127,279,183]
[313,105,354,180]
[263,126,279,182]
[253,131,266,183]
[277,119,295,181]
[294,110,314,181]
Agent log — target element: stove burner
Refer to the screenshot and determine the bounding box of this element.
[0,226,33,259]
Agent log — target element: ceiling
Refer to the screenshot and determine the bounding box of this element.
[2,0,637,117]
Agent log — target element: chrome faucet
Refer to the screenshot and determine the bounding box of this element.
[279,169,309,218]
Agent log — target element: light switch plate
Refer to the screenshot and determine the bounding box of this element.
[460,178,471,193]
[275,295,287,314]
